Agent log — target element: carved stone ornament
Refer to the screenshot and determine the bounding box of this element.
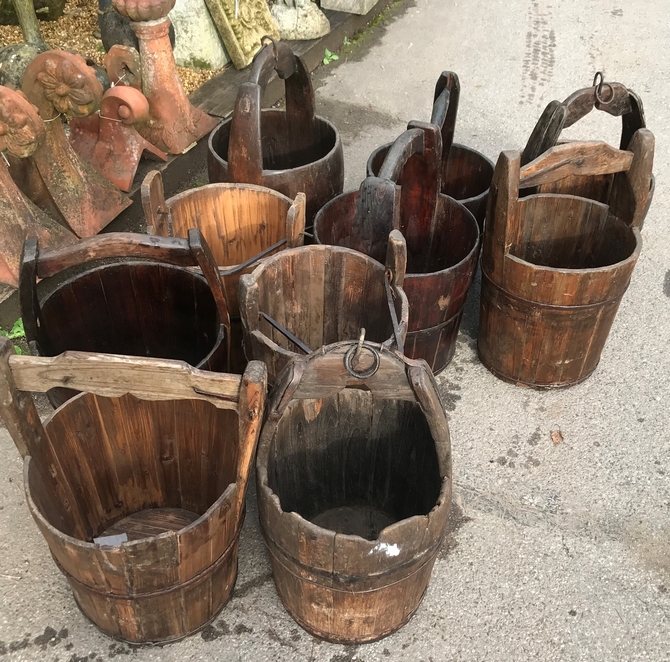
[112,0,218,154]
[70,85,167,192]
[0,86,75,291]
[204,0,280,70]
[21,50,132,237]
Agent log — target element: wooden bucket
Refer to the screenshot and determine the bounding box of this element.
[367,72,493,229]
[207,41,344,229]
[19,230,231,406]
[142,170,306,372]
[478,138,648,388]
[520,74,655,228]
[239,231,409,384]
[256,341,451,643]
[0,338,267,643]
[315,123,480,373]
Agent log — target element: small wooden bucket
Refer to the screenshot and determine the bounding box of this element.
[0,339,267,643]
[207,41,344,228]
[315,123,479,373]
[142,170,306,372]
[367,72,493,229]
[479,138,649,388]
[520,75,655,228]
[239,231,409,384]
[19,230,231,406]
[257,341,451,643]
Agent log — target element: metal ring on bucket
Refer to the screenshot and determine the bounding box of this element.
[344,343,380,379]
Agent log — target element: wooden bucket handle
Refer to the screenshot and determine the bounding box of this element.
[228,41,316,185]
[19,230,232,365]
[430,71,460,160]
[484,136,653,281]
[521,76,647,165]
[0,338,267,520]
[352,124,441,264]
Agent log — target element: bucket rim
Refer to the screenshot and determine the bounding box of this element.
[207,110,343,177]
[164,181,296,209]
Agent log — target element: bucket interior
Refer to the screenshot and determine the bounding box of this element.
[30,394,239,542]
[369,143,493,202]
[315,192,478,274]
[267,390,441,541]
[38,262,220,367]
[253,248,402,352]
[512,195,638,269]
[168,186,291,314]
[211,111,338,171]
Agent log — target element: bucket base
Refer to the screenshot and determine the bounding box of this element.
[311,506,396,540]
[477,345,598,390]
[99,508,199,542]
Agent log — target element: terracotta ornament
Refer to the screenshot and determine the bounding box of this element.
[70,85,167,191]
[0,86,75,290]
[104,44,142,90]
[112,0,218,154]
[20,50,132,238]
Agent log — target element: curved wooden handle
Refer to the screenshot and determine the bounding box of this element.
[430,71,460,159]
[378,127,425,182]
[228,42,316,184]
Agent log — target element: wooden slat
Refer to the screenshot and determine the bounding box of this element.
[9,352,241,410]
[519,141,633,189]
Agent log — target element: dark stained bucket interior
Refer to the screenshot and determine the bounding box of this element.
[31,394,239,543]
[267,391,441,541]
[37,262,220,367]
[368,143,493,202]
[210,111,338,171]
[513,195,638,269]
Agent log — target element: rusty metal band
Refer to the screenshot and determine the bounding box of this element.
[384,270,404,353]
[260,312,311,354]
[219,238,287,277]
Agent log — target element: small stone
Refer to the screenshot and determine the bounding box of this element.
[270,0,330,41]
[169,0,229,69]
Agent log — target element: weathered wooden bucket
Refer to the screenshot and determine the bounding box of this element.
[0,338,267,643]
[479,138,648,388]
[315,123,479,373]
[367,72,493,229]
[207,40,344,228]
[142,170,306,372]
[521,74,655,228]
[239,231,409,384]
[256,341,451,643]
[19,230,230,406]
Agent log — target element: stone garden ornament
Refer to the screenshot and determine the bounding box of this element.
[270,0,330,41]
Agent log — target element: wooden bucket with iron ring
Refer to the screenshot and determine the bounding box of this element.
[143,170,306,373]
[256,340,451,643]
[479,138,649,388]
[0,338,267,643]
[367,71,493,230]
[521,72,655,229]
[207,39,344,231]
[19,230,231,407]
[239,231,409,385]
[315,122,480,373]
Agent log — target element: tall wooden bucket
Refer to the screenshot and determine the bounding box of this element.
[520,75,655,228]
[479,138,649,388]
[367,72,493,229]
[257,341,451,643]
[0,339,267,643]
[19,230,231,406]
[207,41,344,229]
[239,231,409,384]
[142,170,306,372]
[315,123,479,373]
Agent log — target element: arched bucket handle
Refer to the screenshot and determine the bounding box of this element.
[353,124,441,264]
[228,40,316,185]
[521,74,647,165]
[19,230,232,367]
[430,71,460,160]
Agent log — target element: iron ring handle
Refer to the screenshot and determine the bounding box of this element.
[344,343,380,380]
